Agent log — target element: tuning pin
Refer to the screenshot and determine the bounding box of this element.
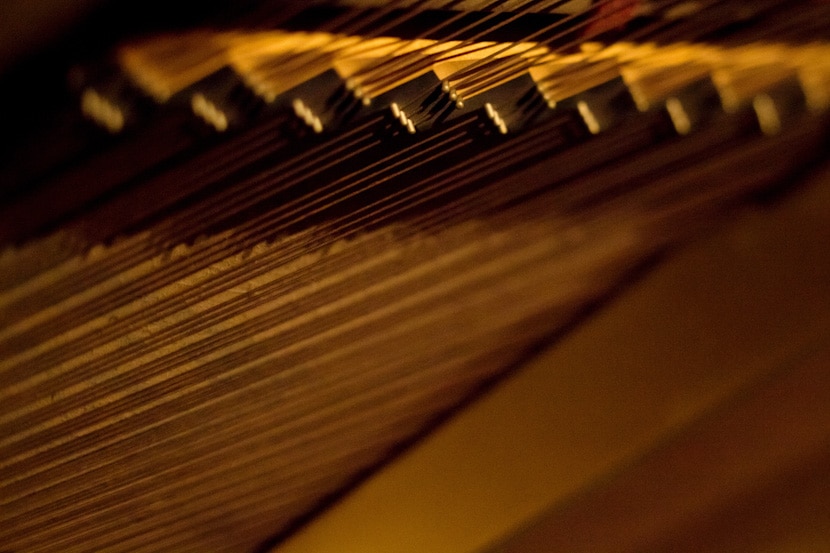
[457,74,550,134]
[81,88,126,133]
[750,76,809,136]
[561,77,637,134]
[191,93,228,132]
[389,102,416,134]
[372,72,448,132]
[484,103,508,134]
[272,69,366,134]
[74,64,152,134]
[662,77,722,135]
[175,67,267,133]
[292,98,324,133]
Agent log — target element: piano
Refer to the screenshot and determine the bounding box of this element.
[0,1,828,551]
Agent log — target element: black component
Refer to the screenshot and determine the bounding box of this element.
[558,76,639,134]
[661,77,724,134]
[273,68,365,134]
[173,66,268,132]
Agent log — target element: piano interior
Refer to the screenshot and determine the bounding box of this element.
[0,1,828,552]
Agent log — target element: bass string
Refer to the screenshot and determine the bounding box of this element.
[441,0,627,80]
[0,116,478,358]
[248,0,537,98]
[0,111,299,323]
[348,0,545,81]
[357,0,576,97]
[0,97,455,326]
[445,0,717,96]
[1,110,552,374]
[392,0,633,111]
[0,96,736,414]
[247,0,484,85]
[0,113,572,418]
[443,0,652,97]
